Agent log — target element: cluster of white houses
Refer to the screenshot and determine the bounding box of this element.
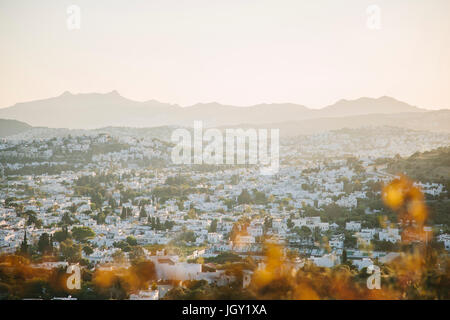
[0,130,449,300]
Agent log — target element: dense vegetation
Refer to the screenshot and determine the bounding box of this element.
[387,147,450,183]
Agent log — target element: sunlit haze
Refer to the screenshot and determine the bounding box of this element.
[0,0,449,109]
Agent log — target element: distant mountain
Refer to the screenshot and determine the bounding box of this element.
[219,110,450,137]
[3,110,450,141]
[0,91,180,129]
[0,91,428,129]
[0,119,32,137]
[318,96,422,117]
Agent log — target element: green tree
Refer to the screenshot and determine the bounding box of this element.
[60,239,82,263]
[238,189,252,205]
[37,233,51,254]
[156,217,161,229]
[20,231,29,255]
[176,231,196,244]
[71,226,96,242]
[139,207,147,219]
[26,214,42,228]
[61,212,75,225]
[253,190,267,205]
[82,245,94,256]
[209,219,218,233]
[96,212,106,224]
[287,218,294,230]
[126,236,137,246]
[164,220,174,230]
[54,226,70,242]
[121,207,127,220]
[295,226,312,240]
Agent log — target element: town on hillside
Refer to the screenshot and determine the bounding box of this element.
[1,126,449,299]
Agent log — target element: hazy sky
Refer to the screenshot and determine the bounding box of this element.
[0,0,449,109]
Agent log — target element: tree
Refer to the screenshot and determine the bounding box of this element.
[186,208,197,219]
[112,250,126,265]
[139,206,147,219]
[54,226,70,242]
[121,207,127,220]
[164,220,174,230]
[253,190,267,205]
[49,234,54,253]
[148,215,155,227]
[96,212,106,224]
[209,219,218,233]
[61,212,75,225]
[238,189,252,205]
[344,232,357,248]
[129,246,145,265]
[156,217,161,229]
[20,231,29,255]
[82,245,94,256]
[287,218,294,230]
[176,200,184,211]
[230,174,240,185]
[313,227,321,242]
[126,236,137,246]
[38,233,51,254]
[26,214,42,228]
[71,226,96,242]
[60,239,82,263]
[223,198,235,210]
[108,196,117,210]
[176,231,196,244]
[264,217,273,233]
[295,226,312,240]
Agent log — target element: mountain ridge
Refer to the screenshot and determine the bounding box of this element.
[0,91,438,129]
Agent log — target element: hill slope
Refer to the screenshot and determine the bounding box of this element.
[0,119,32,137]
[387,147,450,182]
[220,110,450,136]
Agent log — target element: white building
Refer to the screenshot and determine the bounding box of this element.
[207,232,223,244]
[379,228,401,243]
[346,221,361,231]
[309,253,341,268]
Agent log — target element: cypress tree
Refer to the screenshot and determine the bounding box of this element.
[20,230,29,254]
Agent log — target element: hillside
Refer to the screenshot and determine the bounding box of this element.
[387,147,450,182]
[0,119,32,137]
[219,110,450,137]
